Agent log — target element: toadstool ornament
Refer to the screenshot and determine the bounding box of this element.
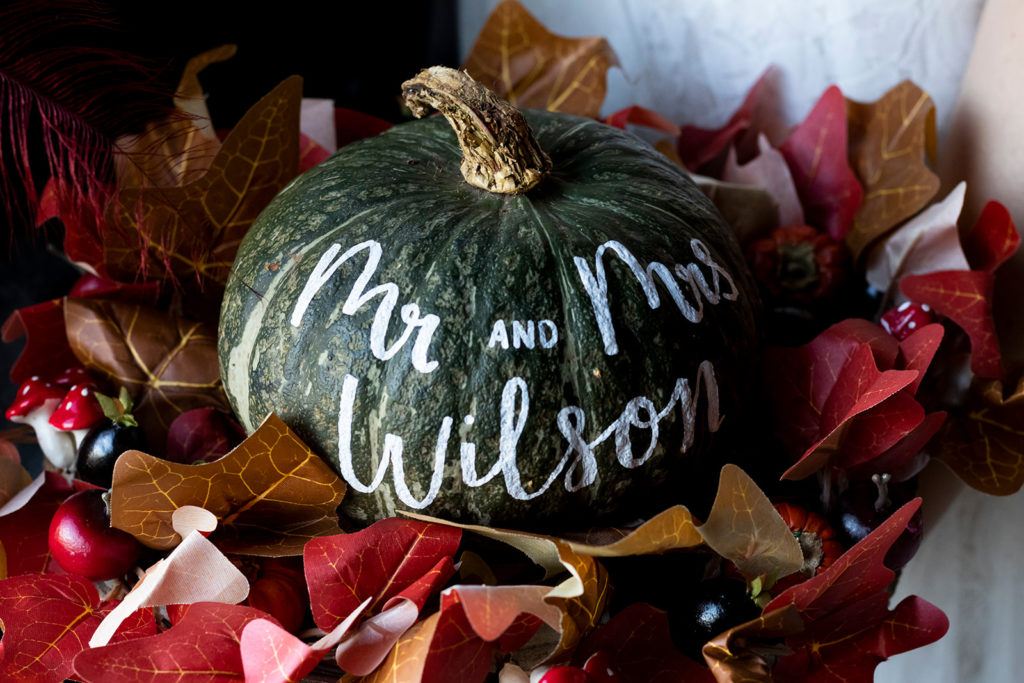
[6,376,76,469]
[219,67,760,528]
[48,382,105,451]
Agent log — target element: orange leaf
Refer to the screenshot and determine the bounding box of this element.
[702,605,803,682]
[463,0,619,118]
[697,465,803,580]
[845,81,940,260]
[101,76,301,298]
[110,413,346,554]
[562,505,704,557]
[64,298,229,447]
[935,377,1024,495]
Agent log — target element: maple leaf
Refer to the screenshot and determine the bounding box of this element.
[0,573,155,682]
[779,86,863,240]
[765,499,948,681]
[64,297,229,446]
[677,67,786,172]
[900,269,1003,379]
[935,377,1024,495]
[603,105,680,135]
[1,298,79,383]
[110,413,347,554]
[97,76,301,299]
[72,602,269,683]
[722,134,805,227]
[463,0,619,118]
[697,465,803,580]
[964,199,1020,273]
[845,81,940,260]
[864,182,969,299]
[304,518,460,675]
[573,602,712,683]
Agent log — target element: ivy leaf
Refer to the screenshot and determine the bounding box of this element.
[98,76,301,298]
[864,182,969,299]
[64,298,229,446]
[1,298,78,384]
[935,377,1024,495]
[722,134,805,227]
[0,573,155,682]
[110,413,347,555]
[697,465,803,580]
[964,200,1020,273]
[845,81,940,260]
[573,603,712,683]
[462,0,619,118]
[304,518,460,675]
[72,602,270,683]
[603,105,680,135]
[900,269,1003,379]
[766,499,948,680]
[677,67,785,172]
[779,86,863,240]
[165,407,246,465]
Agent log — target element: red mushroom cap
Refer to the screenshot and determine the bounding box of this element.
[53,366,93,386]
[6,376,64,420]
[48,384,105,430]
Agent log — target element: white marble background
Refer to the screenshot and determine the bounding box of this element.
[456,2,1019,681]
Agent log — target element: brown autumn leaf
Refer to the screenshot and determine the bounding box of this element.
[845,81,940,260]
[697,465,803,581]
[0,441,30,509]
[561,505,703,557]
[102,75,301,297]
[934,377,1024,495]
[115,45,237,189]
[64,298,229,447]
[702,605,803,682]
[463,0,619,118]
[110,413,347,555]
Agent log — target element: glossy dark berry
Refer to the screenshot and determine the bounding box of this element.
[75,422,148,488]
[669,577,761,662]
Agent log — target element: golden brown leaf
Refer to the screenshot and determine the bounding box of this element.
[463,0,619,118]
[0,441,31,509]
[64,298,229,446]
[845,81,940,260]
[703,605,803,682]
[935,377,1024,494]
[110,413,346,555]
[562,505,703,557]
[357,613,439,683]
[698,465,803,580]
[103,76,302,297]
[545,542,610,663]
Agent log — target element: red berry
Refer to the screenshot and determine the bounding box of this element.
[538,666,595,683]
[582,651,624,682]
[880,302,934,341]
[48,489,142,580]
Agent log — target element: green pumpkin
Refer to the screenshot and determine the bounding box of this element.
[218,67,759,528]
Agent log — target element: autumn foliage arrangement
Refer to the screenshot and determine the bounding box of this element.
[1,0,1021,681]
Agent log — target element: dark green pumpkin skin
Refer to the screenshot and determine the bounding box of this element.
[218,110,759,528]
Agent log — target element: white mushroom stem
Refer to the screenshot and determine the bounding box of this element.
[69,428,91,450]
[11,399,76,470]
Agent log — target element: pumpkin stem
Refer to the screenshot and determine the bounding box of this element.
[401,66,551,194]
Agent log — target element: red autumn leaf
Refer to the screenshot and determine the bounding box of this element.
[72,602,271,683]
[897,323,945,394]
[298,131,331,173]
[0,573,155,682]
[677,67,783,171]
[603,105,680,135]
[964,200,1020,273]
[0,471,98,576]
[165,407,246,465]
[783,344,918,480]
[68,274,162,307]
[334,107,393,148]
[833,390,925,470]
[573,603,712,683]
[1,299,79,384]
[36,177,110,271]
[766,499,948,680]
[850,410,947,482]
[305,518,461,630]
[764,318,899,459]
[779,86,863,240]
[900,269,1003,379]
